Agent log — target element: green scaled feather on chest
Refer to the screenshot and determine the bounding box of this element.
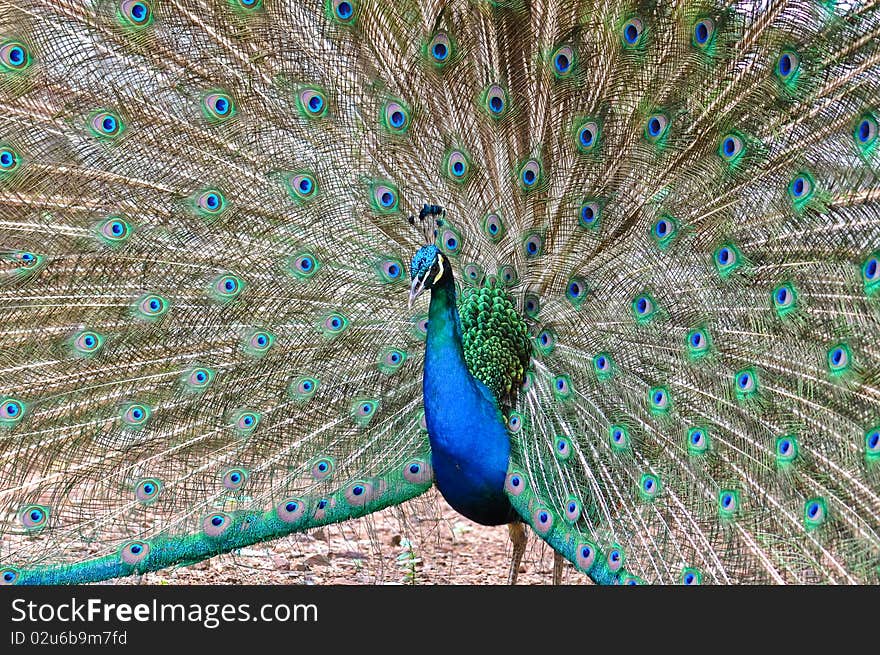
[458,282,532,405]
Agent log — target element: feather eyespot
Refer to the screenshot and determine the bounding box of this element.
[182,366,214,391]
[0,568,20,585]
[864,429,880,458]
[719,134,744,161]
[775,435,798,464]
[428,32,452,65]
[297,87,327,119]
[552,375,572,399]
[854,114,878,148]
[498,265,518,286]
[97,216,132,245]
[682,568,702,585]
[693,18,715,47]
[504,471,527,495]
[483,212,505,240]
[607,547,624,572]
[827,343,851,375]
[649,387,670,413]
[20,505,48,530]
[575,543,596,571]
[564,497,581,523]
[233,410,260,433]
[311,457,335,480]
[734,369,758,397]
[686,329,711,357]
[776,49,800,81]
[687,427,709,455]
[632,293,656,322]
[532,508,553,535]
[439,227,461,254]
[370,183,399,212]
[804,498,827,529]
[523,233,542,257]
[403,459,433,484]
[119,1,153,27]
[120,540,150,565]
[645,113,669,141]
[0,40,31,72]
[0,398,25,425]
[245,330,274,354]
[89,111,124,139]
[578,201,601,229]
[622,18,644,47]
[609,425,630,451]
[640,473,660,500]
[330,0,357,23]
[518,160,542,191]
[382,100,411,134]
[576,121,599,152]
[772,283,797,316]
[135,478,162,503]
[523,294,540,318]
[203,512,232,538]
[122,403,151,428]
[292,253,319,279]
[277,498,307,523]
[552,45,575,77]
[719,490,739,517]
[483,84,508,117]
[222,468,248,491]
[202,92,235,122]
[195,189,227,216]
[72,330,104,355]
[321,313,349,336]
[211,273,244,301]
[507,412,523,433]
[554,436,572,461]
[290,376,319,400]
[445,149,470,182]
[0,146,20,173]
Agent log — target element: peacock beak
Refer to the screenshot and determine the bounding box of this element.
[408,274,427,309]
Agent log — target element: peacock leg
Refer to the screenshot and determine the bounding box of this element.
[552,551,564,585]
[507,521,527,585]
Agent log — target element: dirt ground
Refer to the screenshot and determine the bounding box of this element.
[120,489,591,586]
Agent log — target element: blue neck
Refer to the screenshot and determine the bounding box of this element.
[422,276,515,526]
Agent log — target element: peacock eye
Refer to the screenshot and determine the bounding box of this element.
[428,32,452,64]
[203,92,235,122]
[692,18,715,47]
[484,84,507,116]
[120,1,153,26]
[523,233,543,257]
[298,87,327,118]
[331,0,356,23]
[518,160,542,190]
[645,113,669,141]
[552,45,574,77]
[0,40,31,71]
[89,111,124,139]
[719,134,744,161]
[577,121,599,152]
[196,189,226,215]
[372,183,399,212]
[776,49,800,81]
[483,212,505,240]
[383,100,410,133]
[622,18,644,47]
[854,114,878,147]
[446,150,470,181]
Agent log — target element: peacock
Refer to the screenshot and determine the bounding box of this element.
[1,0,879,587]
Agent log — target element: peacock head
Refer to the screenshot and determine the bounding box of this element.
[409,244,451,308]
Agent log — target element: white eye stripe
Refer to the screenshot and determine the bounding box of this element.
[433,256,445,284]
